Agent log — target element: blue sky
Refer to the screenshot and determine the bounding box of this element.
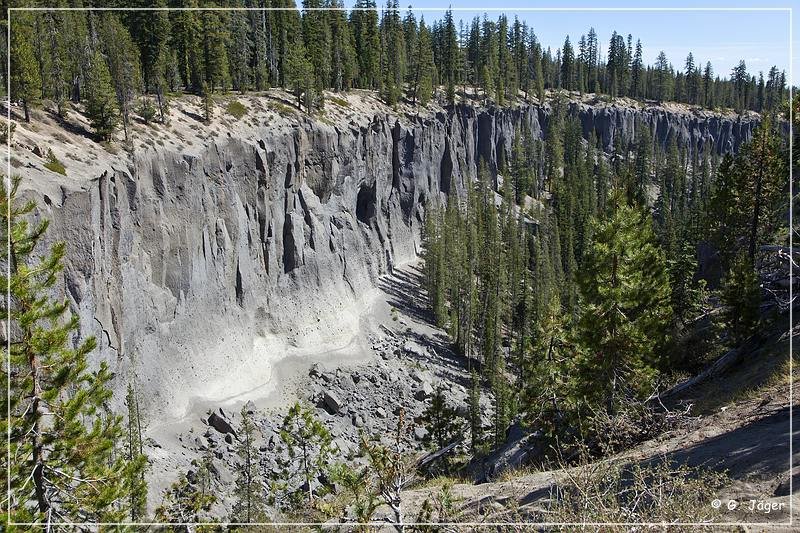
[342,0,794,83]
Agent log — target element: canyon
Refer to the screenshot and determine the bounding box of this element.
[12,92,761,422]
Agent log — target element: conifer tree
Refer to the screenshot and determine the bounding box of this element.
[329,0,357,91]
[232,405,267,523]
[442,9,459,103]
[3,176,143,523]
[202,81,213,123]
[413,18,435,106]
[360,409,414,529]
[421,384,464,451]
[286,40,315,112]
[303,0,332,100]
[125,383,148,521]
[201,9,230,91]
[380,0,406,106]
[98,13,142,141]
[468,369,483,453]
[85,51,120,142]
[530,37,545,103]
[574,191,672,414]
[351,0,381,90]
[10,13,42,122]
[275,402,334,506]
[720,252,761,347]
[523,294,571,441]
[155,451,216,525]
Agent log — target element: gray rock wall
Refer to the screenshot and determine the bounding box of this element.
[31,101,758,418]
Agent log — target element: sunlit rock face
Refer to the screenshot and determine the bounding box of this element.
[24,98,758,419]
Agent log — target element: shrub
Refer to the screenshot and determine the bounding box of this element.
[136,97,157,124]
[44,149,66,175]
[226,100,247,120]
[329,96,349,108]
[1,120,16,144]
[549,450,728,525]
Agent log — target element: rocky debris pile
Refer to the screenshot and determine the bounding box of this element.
[169,324,497,514]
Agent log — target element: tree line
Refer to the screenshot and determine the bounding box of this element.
[421,96,787,455]
[4,3,789,138]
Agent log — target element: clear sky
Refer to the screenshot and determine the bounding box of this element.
[342,0,794,84]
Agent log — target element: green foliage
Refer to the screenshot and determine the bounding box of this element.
[421,384,465,451]
[549,451,728,524]
[359,409,416,529]
[720,253,761,347]
[9,13,41,122]
[231,405,267,523]
[85,51,120,141]
[2,175,143,524]
[286,41,315,112]
[1,120,16,144]
[328,462,380,526]
[574,191,672,414]
[136,97,158,124]
[202,82,213,123]
[522,294,573,441]
[155,453,216,525]
[707,119,787,266]
[273,402,335,508]
[225,99,248,120]
[125,384,148,521]
[468,370,483,453]
[43,149,66,175]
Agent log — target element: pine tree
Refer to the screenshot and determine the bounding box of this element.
[413,18,435,106]
[421,384,464,451]
[85,51,120,141]
[442,9,459,103]
[201,9,230,91]
[720,252,761,347]
[202,81,213,123]
[10,13,42,122]
[98,13,142,141]
[574,191,672,414]
[351,0,381,90]
[560,35,574,91]
[329,0,357,91]
[468,369,483,453]
[228,10,254,92]
[360,409,414,529]
[3,175,144,523]
[303,0,331,101]
[523,294,571,441]
[275,402,334,506]
[380,0,406,106]
[286,40,315,112]
[155,452,216,524]
[125,384,148,521]
[231,405,267,523]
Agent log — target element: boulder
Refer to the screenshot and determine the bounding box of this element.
[466,423,544,482]
[404,341,430,359]
[208,411,237,437]
[414,427,428,441]
[414,381,434,400]
[322,390,343,414]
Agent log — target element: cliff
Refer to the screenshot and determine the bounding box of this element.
[9,92,761,419]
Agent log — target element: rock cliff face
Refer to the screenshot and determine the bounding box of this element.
[21,97,759,419]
